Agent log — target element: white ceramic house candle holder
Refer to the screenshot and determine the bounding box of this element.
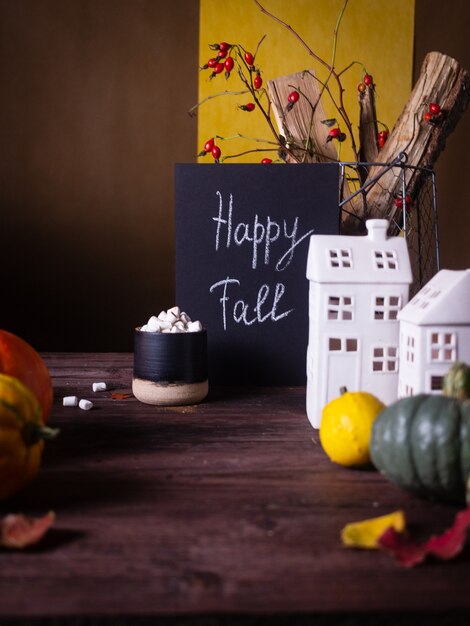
[397,268,470,398]
[305,219,413,429]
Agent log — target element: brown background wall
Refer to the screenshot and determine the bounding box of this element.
[413,0,470,274]
[0,0,468,352]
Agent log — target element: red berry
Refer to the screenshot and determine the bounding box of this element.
[328,128,341,139]
[211,145,221,160]
[357,82,366,94]
[204,138,215,153]
[288,91,300,103]
[378,129,389,148]
[423,111,433,122]
[364,73,373,86]
[217,49,227,59]
[224,57,234,72]
[207,58,217,68]
[239,103,255,112]
[244,51,254,65]
[219,42,230,52]
[253,73,262,90]
[394,196,403,209]
[429,102,441,115]
[213,63,224,74]
[261,158,272,164]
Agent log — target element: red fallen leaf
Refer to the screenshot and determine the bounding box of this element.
[378,507,470,567]
[0,511,55,549]
[111,392,132,400]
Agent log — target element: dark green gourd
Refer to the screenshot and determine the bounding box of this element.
[370,394,470,502]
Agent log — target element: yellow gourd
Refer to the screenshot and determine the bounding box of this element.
[320,387,385,467]
[0,373,57,501]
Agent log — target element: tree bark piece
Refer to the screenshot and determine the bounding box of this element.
[267,70,338,163]
[358,86,378,166]
[267,70,361,227]
[344,51,470,232]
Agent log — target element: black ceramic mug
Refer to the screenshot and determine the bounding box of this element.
[132,328,208,405]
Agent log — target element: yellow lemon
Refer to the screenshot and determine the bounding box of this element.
[319,388,385,467]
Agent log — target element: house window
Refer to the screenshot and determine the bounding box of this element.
[373,295,402,321]
[405,384,414,396]
[328,337,358,352]
[429,332,457,362]
[430,375,444,393]
[406,335,415,364]
[328,248,352,269]
[372,346,398,372]
[327,295,354,321]
[373,249,398,270]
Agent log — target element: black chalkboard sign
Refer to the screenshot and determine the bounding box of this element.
[175,163,339,385]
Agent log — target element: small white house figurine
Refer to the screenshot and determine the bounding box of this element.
[397,268,470,397]
[305,219,413,429]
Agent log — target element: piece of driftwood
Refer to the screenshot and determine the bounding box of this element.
[268,53,468,235]
[267,69,338,163]
[358,85,378,166]
[345,51,470,232]
[267,70,360,224]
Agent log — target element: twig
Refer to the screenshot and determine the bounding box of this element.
[215,133,279,146]
[188,89,250,117]
[221,147,279,161]
[253,0,359,161]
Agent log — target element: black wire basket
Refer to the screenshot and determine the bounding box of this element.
[338,153,439,296]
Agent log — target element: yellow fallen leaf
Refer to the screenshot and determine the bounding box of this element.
[341,510,406,549]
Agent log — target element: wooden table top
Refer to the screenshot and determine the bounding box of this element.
[1,353,469,624]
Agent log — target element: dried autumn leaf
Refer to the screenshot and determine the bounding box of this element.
[0,511,55,549]
[341,510,406,549]
[378,507,470,567]
[111,392,132,400]
[321,118,337,127]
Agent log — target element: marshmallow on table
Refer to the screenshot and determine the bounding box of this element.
[79,399,93,411]
[93,382,107,392]
[63,396,79,407]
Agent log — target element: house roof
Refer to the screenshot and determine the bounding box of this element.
[398,269,470,325]
[306,219,413,284]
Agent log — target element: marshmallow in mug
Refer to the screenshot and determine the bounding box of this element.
[140,306,204,334]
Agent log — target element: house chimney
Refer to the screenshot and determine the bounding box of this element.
[366,219,389,241]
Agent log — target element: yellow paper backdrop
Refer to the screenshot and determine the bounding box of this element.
[198,0,415,163]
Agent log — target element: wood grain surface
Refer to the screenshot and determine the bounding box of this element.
[0,353,469,624]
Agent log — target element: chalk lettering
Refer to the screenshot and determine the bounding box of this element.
[276,225,315,271]
[233,300,257,326]
[212,192,313,271]
[210,277,293,329]
[209,276,240,330]
[265,217,280,265]
[234,222,251,245]
[212,191,232,251]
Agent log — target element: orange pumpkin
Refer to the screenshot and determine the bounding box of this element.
[0,330,53,422]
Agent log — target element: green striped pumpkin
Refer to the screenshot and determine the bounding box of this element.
[370,394,470,503]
